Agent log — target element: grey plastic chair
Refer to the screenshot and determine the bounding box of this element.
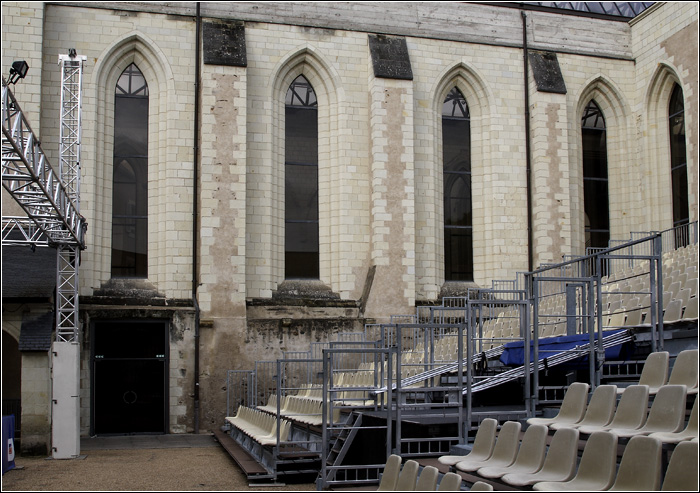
[477,424,547,479]
[470,481,494,491]
[649,394,698,443]
[437,472,463,491]
[414,465,439,491]
[532,431,618,491]
[608,435,662,491]
[501,427,580,487]
[527,382,589,428]
[455,421,521,473]
[616,351,668,395]
[668,349,698,394]
[611,384,687,438]
[377,454,402,491]
[551,384,616,431]
[661,440,699,491]
[438,418,498,466]
[395,459,419,491]
[578,384,649,435]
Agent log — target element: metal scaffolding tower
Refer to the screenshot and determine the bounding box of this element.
[55,52,87,343]
[2,52,87,458]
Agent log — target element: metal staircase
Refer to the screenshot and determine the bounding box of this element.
[324,411,363,484]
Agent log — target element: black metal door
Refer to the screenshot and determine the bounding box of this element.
[92,321,167,435]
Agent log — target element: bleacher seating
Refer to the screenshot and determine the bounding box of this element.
[668,349,699,394]
[469,481,494,491]
[607,384,687,438]
[395,459,419,491]
[607,435,663,491]
[454,421,521,473]
[414,465,439,490]
[532,431,618,491]
[500,427,579,487]
[661,441,698,491]
[577,384,649,435]
[550,384,616,431]
[437,418,497,467]
[437,472,463,491]
[377,454,402,491]
[649,395,698,443]
[526,382,589,428]
[219,231,698,488]
[616,351,669,395]
[225,406,291,446]
[476,424,547,479]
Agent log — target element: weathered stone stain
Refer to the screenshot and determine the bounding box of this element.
[209,73,244,319]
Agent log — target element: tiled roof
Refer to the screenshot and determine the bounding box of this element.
[2,245,56,300]
[18,311,54,352]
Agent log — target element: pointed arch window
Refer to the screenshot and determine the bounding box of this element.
[111,63,148,277]
[582,100,609,249]
[443,87,473,281]
[285,75,319,279]
[669,83,689,243]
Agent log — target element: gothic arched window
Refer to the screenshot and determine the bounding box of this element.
[443,87,473,281]
[285,75,319,279]
[111,63,148,277]
[669,84,689,240]
[582,99,609,249]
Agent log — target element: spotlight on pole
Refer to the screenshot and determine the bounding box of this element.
[8,60,29,84]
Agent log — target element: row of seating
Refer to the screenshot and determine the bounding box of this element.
[257,393,343,426]
[437,418,698,490]
[225,405,291,446]
[614,349,698,395]
[530,382,698,442]
[377,454,471,491]
[533,434,697,491]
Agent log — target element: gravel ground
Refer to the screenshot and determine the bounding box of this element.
[2,446,317,491]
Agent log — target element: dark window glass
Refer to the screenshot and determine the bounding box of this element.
[443,87,473,281]
[669,84,689,239]
[111,63,148,277]
[285,75,319,279]
[582,100,609,249]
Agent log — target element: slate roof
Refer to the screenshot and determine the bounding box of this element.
[18,311,54,352]
[2,245,56,300]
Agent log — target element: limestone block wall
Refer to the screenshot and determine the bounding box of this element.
[1,2,44,135]
[557,53,637,255]
[410,38,529,295]
[529,83,572,267]
[37,4,196,300]
[197,61,249,430]
[20,353,51,455]
[3,0,698,436]
[631,2,699,230]
[365,75,416,317]
[244,24,371,302]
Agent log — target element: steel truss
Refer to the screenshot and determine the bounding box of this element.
[1,54,87,345]
[58,53,85,208]
[2,80,86,249]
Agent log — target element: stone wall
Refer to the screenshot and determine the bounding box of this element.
[1,1,697,435]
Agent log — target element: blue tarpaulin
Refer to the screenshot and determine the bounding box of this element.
[500,330,630,368]
[2,415,15,475]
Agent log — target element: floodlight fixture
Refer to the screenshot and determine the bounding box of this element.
[8,60,29,84]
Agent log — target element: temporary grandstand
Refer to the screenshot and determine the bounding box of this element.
[217,222,698,489]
